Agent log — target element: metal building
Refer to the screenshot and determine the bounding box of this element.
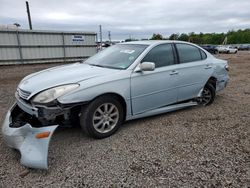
[0,29,97,65]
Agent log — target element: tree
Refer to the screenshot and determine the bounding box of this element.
[151,33,163,40]
[178,33,189,41]
[169,33,179,40]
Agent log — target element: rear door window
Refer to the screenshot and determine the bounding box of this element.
[176,44,203,63]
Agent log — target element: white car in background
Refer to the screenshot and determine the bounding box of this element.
[217,45,238,54]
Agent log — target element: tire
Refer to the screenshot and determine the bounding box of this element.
[197,83,215,106]
[80,95,124,139]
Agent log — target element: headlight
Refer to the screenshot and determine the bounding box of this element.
[32,84,79,103]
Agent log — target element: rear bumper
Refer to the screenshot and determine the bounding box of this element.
[2,104,58,169]
[216,75,229,92]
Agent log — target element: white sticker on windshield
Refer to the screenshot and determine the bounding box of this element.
[120,49,135,54]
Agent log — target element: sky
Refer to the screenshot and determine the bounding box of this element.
[0,0,250,40]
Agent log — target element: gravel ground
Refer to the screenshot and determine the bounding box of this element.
[0,51,249,187]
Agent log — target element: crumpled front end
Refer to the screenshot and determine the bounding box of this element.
[2,104,58,169]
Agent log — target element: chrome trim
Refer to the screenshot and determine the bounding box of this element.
[15,92,38,117]
[18,88,31,100]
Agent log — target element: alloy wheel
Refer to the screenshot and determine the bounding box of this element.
[92,103,119,133]
[199,87,212,105]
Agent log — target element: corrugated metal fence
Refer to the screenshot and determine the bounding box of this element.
[0,29,97,65]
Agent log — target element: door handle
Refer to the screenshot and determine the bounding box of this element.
[170,70,179,75]
[205,65,212,69]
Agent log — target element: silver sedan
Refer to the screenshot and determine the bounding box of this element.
[2,41,229,169]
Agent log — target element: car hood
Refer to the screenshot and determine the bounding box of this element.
[18,63,120,99]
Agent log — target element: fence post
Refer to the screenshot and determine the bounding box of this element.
[16,30,23,64]
[62,32,66,63]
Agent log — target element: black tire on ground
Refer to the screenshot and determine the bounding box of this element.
[80,95,124,139]
[198,83,216,106]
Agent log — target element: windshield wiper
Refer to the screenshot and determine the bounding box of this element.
[89,64,105,68]
[88,64,123,70]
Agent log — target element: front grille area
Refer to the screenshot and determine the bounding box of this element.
[18,88,31,100]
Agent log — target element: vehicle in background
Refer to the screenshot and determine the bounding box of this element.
[96,42,112,52]
[216,45,238,54]
[200,45,218,54]
[238,44,250,51]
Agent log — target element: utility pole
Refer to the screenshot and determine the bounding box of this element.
[99,25,102,49]
[26,1,33,30]
[108,31,111,43]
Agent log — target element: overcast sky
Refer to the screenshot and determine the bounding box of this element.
[1,0,250,40]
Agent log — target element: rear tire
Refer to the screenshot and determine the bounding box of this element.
[80,95,124,139]
[197,83,215,106]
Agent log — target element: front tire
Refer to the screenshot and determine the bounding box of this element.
[80,95,124,139]
[197,83,215,106]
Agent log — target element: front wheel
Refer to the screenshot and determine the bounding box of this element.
[197,83,215,106]
[80,95,124,139]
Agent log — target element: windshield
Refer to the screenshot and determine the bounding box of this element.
[85,44,148,69]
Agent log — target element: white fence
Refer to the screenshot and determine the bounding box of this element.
[0,29,97,65]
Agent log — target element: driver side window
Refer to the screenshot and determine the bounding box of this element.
[142,44,175,68]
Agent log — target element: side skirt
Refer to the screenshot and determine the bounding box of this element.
[126,101,198,121]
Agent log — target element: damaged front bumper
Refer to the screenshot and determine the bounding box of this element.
[2,104,58,169]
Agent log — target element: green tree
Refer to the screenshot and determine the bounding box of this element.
[167,29,250,44]
[169,33,179,40]
[151,33,163,40]
[178,33,189,41]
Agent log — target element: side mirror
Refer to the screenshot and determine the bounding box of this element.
[139,62,155,71]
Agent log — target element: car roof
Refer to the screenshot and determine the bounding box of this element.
[122,40,193,46]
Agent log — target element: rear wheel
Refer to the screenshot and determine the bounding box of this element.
[197,83,215,106]
[80,95,124,139]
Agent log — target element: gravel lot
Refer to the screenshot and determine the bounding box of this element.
[0,51,249,187]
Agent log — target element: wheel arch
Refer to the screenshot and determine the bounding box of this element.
[206,76,217,89]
